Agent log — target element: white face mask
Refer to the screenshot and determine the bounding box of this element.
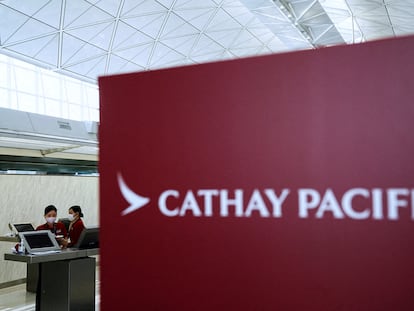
[68,214,75,221]
[46,217,56,224]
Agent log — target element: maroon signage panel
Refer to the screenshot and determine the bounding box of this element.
[99,36,414,310]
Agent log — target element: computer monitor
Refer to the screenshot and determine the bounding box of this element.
[13,223,35,232]
[19,230,61,254]
[73,227,99,249]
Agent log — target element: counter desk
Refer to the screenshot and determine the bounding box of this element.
[5,248,99,311]
[1,236,50,293]
[0,236,19,243]
[0,235,38,292]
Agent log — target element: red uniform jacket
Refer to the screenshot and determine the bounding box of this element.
[68,218,85,247]
[36,222,67,237]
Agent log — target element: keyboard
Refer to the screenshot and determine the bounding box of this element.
[30,250,61,255]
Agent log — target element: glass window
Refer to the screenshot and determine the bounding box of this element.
[17,92,37,113]
[44,98,62,118]
[69,103,82,120]
[9,90,18,110]
[0,54,99,121]
[81,106,90,121]
[42,74,61,99]
[89,108,99,122]
[14,66,37,94]
[0,88,9,108]
[86,86,99,108]
[0,62,8,86]
[36,97,45,115]
[65,80,83,104]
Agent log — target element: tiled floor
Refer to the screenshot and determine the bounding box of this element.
[0,276,100,311]
[0,283,36,311]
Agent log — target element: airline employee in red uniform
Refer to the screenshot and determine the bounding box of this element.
[36,205,68,248]
[67,205,86,247]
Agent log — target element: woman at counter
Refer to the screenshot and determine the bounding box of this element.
[67,205,86,247]
[36,204,68,248]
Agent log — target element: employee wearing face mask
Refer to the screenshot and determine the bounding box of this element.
[67,205,86,247]
[36,205,68,248]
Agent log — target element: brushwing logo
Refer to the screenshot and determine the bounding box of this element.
[117,173,150,216]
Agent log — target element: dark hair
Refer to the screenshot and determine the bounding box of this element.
[69,205,84,218]
[44,205,57,215]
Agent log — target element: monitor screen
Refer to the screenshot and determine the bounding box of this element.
[13,223,35,232]
[20,230,61,254]
[74,227,99,249]
[25,232,55,249]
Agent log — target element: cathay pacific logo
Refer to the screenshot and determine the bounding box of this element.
[117,173,150,216]
[117,173,414,220]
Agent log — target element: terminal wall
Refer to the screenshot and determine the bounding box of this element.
[0,175,98,285]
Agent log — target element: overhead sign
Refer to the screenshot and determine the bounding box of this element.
[99,35,414,310]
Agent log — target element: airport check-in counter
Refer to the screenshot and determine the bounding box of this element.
[5,248,99,311]
[0,236,19,243]
[0,235,39,292]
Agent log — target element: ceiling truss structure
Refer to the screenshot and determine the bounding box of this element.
[0,0,414,161]
[1,0,413,84]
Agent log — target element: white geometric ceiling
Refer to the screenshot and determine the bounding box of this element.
[1,0,414,161]
[1,0,414,84]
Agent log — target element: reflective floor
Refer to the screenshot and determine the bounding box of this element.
[0,273,100,311]
[0,283,36,311]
